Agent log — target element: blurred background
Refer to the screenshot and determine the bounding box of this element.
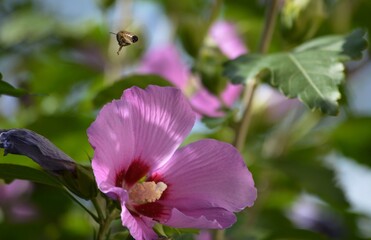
[1,0,371,239]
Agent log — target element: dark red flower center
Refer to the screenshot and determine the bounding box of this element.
[115,158,170,220]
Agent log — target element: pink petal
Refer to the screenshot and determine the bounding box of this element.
[196,230,212,240]
[88,86,196,192]
[190,89,224,118]
[221,83,243,107]
[157,139,257,225]
[209,21,248,59]
[0,180,33,201]
[164,207,236,229]
[121,206,157,240]
[88,99,136,188]
[137,45,190,89]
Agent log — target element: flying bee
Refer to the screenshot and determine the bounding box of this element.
[110,30,139,55]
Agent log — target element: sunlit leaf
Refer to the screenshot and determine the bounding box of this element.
[280,0,326,43]
[224,29,368,115]
[93,74,172,107]
[0,10,56,46]
[294,29,368,59]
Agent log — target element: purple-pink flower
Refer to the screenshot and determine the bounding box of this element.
[138,21,247,118]
[0,180,37,222]
[87,86,256,240]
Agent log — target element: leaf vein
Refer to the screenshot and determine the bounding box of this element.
[287,53,325,99]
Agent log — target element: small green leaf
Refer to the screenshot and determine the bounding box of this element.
[330,117,371,167]
[224,29,368,115]
[93,75,173,108]
[0,163,61,187]
[0,73,28,97]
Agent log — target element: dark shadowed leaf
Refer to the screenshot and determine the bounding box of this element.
[330,117,371,167]
[275,147,349,209]
[0,163,61,187]
[0,73,28,97]
[93,74,172,107]
[224,29,368,115]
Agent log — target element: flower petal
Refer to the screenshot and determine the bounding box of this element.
[121,206,158,240]
[158,139,257,212]
[138,45,190,89]
[121,86,195,169]
[221,83,243,107]
[88,86,195,189]
[209,21,248,59]
[88,98,136,187]
[190,89,224,118]
[163,207,236,229]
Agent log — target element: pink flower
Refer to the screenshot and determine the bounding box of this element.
[87,86,257,240]
[0,180,37,222]
[137,21,247,118]
[138,44,190,90]
[209,21,247,59]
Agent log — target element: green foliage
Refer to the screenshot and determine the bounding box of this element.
[330,117,371,167]
[194,45,228,96]
[224,29,367,115]
[275,147,349,209]
[1,0,371,239]
[0,163,61,187]
[0,73,28,97]
[93,75,173,108]
[280,0,326,43]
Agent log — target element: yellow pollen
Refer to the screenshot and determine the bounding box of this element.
[128,181,167,204]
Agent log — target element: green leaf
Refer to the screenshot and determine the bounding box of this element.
[0,10,56,46]
[330,117,371,167]
[275,147,349,209]
[294,29,368,59]
[93,75,173,108]
[256,210,328,240]
[224,29,368,115]
[225,51,344,115]
[280,0,326,43]
[0,163,61,187]
[0,73,28,97]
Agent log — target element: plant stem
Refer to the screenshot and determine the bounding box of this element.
[95,198,120,240]
[65,190,99,223]
[96,208,120,240]
[233,0,280,152]
[233,79,258,151]
[258,0,280,54]
[92,195,105,221]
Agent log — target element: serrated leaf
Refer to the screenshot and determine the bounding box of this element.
[93,75,173,108]
[225,51,344,114]
[224,29,368,115]
[294,29,368,59]
[0,73,28,97]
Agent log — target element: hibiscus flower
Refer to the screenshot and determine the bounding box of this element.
[87,85,256,240]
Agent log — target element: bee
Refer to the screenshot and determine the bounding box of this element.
[110,30,139,55]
